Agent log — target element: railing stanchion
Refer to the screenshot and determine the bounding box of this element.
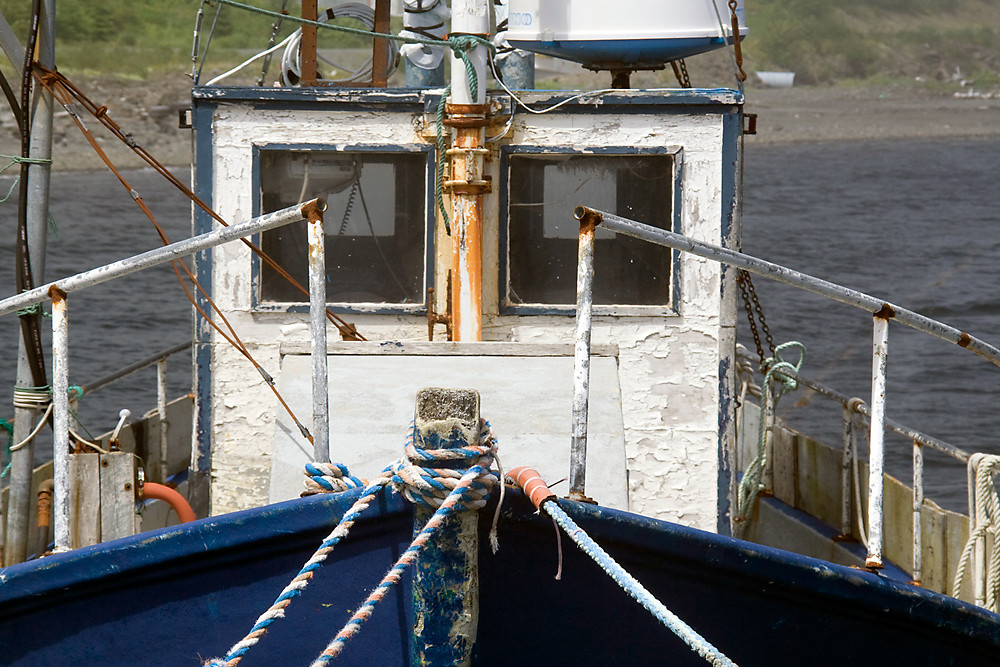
[866,314,890,569]
[912,439,924,584]
[968,453,987,605]
[307,201,329,463]
[50,286,71,552]
[569,207,598,500]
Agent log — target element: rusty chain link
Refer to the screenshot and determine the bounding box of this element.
[728,0,747,82]
[736,269,775,366]
[669,59,692,88]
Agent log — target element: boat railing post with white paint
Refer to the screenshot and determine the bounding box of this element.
[570,208,598,501]
[306,200,330,463]
[865,313,890,569]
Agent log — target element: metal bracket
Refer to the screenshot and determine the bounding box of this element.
[427,271,454,341]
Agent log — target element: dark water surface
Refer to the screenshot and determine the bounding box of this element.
[740,137,1000,511]
[1,137,997,512]
[0,168,192,461]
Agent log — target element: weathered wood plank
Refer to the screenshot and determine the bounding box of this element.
[69,453,100,549]
[99,452,136,542]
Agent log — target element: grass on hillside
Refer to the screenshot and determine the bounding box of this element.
[0,0,997,86]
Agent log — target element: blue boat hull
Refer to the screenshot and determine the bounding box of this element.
[1,488,998,666]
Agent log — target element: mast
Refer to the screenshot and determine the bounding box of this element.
[4,0,55,565]
[446,0,489,341]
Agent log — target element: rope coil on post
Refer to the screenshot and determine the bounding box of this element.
[204,422,500,667]
[733,341,805,536]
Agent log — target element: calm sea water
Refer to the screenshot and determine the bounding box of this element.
[740,137,1000,511]
[0,137,997,511]
[0,168,192,461]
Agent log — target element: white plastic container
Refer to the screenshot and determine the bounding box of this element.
[756,71,795,87]
[506,0,747,68]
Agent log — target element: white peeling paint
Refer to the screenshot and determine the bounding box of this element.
[201,93,738,532]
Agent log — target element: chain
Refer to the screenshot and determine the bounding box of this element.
[669,59,692,88]
[736,269,775,366]
[728,0,747,82]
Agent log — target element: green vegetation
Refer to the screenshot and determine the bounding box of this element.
[744,0,999,85]
[0,0,997,86]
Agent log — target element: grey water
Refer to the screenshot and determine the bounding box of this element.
[0,168,192,464]
[0,137,998,513]
[739,137,1000,513]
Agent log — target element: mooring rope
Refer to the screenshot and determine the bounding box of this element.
[953,454,1000,610]
[506,467,738,667]
[309,465,490,666]
[204,475,393,667]
[733,341,805,536]
[203,422,499,666]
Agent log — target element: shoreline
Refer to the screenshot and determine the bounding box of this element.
[3,76,999,171]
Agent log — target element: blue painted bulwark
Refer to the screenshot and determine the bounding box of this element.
[1,487,998,666]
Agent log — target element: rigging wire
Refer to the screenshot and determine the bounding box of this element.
[257,0,291,86]
[33,65,363,342]
[30,68,366,446]
[15,0,48,391]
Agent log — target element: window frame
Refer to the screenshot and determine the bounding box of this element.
[499,144,684,316]
[250,142,435,315]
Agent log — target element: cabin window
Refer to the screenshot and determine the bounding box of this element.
[505,152,675,310]
[257,149,428,307]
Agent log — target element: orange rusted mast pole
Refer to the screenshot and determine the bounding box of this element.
[445,1,490,341]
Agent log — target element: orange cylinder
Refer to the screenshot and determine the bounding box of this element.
[508,466,557,510]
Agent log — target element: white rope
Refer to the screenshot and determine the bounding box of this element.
[205,32,297,86]
[9,402,53,452]
[280,3,399,86]
[953,454,1000,609]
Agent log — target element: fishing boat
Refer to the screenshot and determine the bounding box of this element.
[1,1,1000,665]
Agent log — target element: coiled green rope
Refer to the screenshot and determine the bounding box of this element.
[734,341,805,537]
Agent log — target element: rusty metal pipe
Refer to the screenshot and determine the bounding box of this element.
[447,0,488,342]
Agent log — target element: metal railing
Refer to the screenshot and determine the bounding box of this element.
[569,204,999,576]
[0,199,326,554]
[736,346,969,586]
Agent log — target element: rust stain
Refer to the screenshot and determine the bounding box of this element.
[873,303,895,319]
[958,332,972,348]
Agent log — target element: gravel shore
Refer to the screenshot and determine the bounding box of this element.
[2,73,999,171]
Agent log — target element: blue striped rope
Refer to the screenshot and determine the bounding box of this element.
[544,502,739,667]
[309,466,487,666]
[207,473,392,666]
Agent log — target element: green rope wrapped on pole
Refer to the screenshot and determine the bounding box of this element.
[734,341,805,536]
[0,417,13,479]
